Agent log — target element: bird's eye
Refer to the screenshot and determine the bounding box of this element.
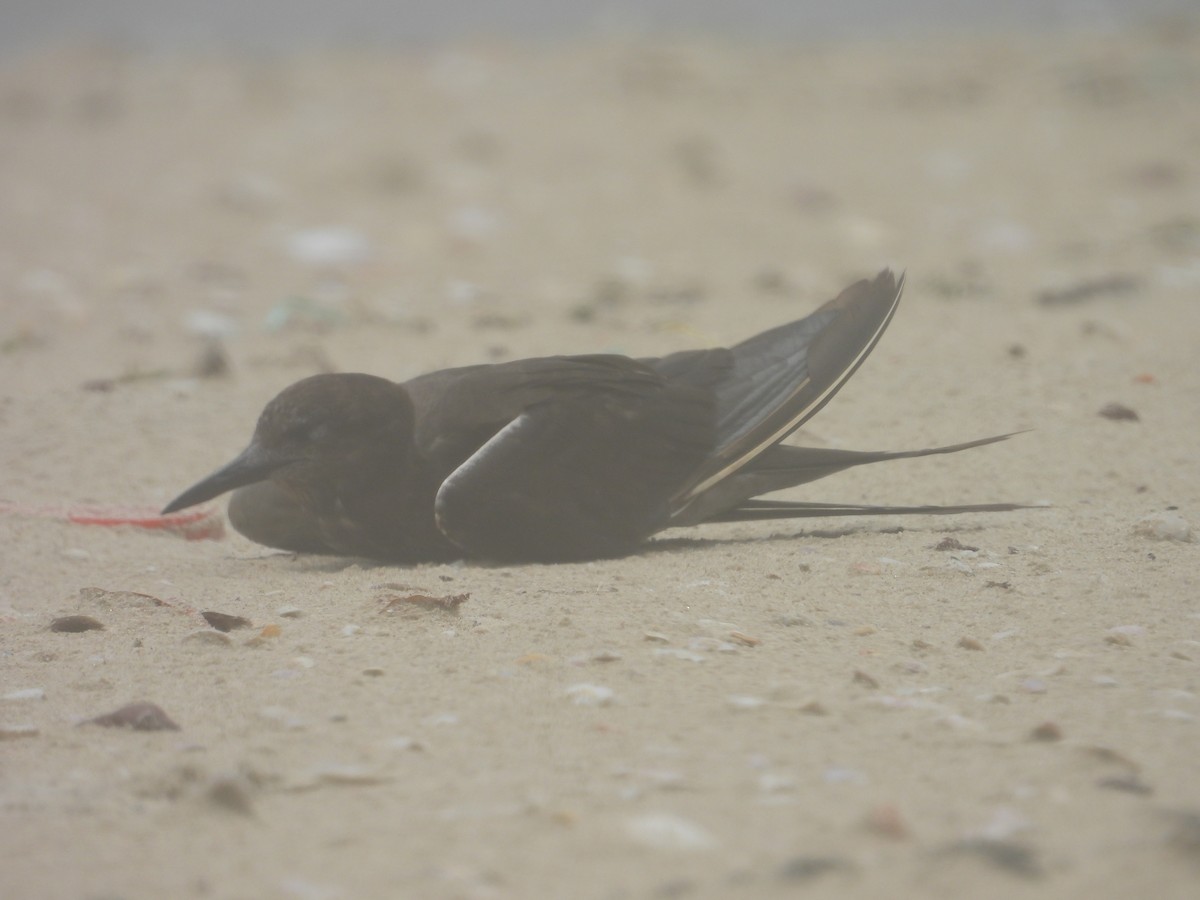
[283,421,313,443]
[284,420,333,442]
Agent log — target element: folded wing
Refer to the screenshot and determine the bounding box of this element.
[420,354,726,561]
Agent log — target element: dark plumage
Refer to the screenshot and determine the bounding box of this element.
[163,270,1024,562]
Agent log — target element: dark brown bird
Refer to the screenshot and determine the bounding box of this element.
[163,270,1023,562]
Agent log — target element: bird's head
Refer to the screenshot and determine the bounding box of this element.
[162,373,413,514]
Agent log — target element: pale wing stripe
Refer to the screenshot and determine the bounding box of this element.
[672,276,902,510]
[433,412,528,533]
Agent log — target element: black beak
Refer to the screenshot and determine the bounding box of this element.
[162,443,293,514]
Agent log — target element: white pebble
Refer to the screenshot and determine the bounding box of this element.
[448,205,501,241]
[823,766,868,785]
[1134,512,1194,542]
[1109,625,1146,637]
[653,648,706,663]
[565,683,614,706]
[972,806,1031,841]
[285,226,372,266]
[686,637,737,653]
[727,695,766,710]
[383,736,424,752]
[0,723,39,740]
[626,813,717,851]
[758,772,797,793]
[259,706,307,730]
[184,309,238,338]
[1156,709,1195,721]
[4,688,45,701]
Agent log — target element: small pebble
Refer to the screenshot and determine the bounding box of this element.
[4,688,45,701]
[207,774,255,815]
[853,670,880,689]
[201,611,252,632]
[777,856,855,881]
[308,763,390,786]
[384,736,424,752]
[182,629,233,646]
[758,772,797,793]
[1109,625,1146,637]
[1155,709,1195,721]
[946,557,973,574]
[1097,775,1153,795]
[77,587,164,609]
[687,636,737,653]
[1099,402,1139,422]
[958,636,985,651]
[626,813,717,851]
[727,695,766,710]
[935,537,978,552]
[565,683,614,706]
[259,706,307,730]
[85,701,180,731]
[184,309,238,339]
[1134,512,1194,543]
[940,838,1043,878]
[864,803,910,840]
[285,226,372,266]
[823,766,868,785]
[1029,721,1063,742]
[653,648,706,663]
[277,605,304,618]
[728,631,761,647]
[49,615,104,633]
[0,723,40,740]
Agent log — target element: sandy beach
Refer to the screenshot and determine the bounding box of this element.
[2,24,1199,899]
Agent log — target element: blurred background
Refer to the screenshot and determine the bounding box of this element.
[2,0,1196,57]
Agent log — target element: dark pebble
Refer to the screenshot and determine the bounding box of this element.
[50,615,104,633]
[84,702,180,731]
